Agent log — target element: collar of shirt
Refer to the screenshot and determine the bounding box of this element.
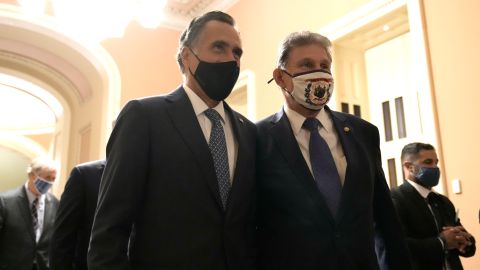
[283,104,333,134]
[183,84,226,123]
[406,179,433,199]
[24,182,45,205]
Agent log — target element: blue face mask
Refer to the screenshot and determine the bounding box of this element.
[34,177,53,194]
[415,166,440,188]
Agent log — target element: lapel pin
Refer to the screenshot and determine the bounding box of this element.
[344,127,350,133]
[239,117,244,124]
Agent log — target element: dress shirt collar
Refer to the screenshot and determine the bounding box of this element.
[284,105,333,135]
[406,179,433,199]
[183,84,226,123]
[24,182,44,204]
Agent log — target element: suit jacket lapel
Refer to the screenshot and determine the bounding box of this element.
[39,194,54,241]
[165,87,223,211]
[270,109,335,224]
[19,187,36,241]
[402,182,438,232]
[328,109,369,223]
[224,103,250,214]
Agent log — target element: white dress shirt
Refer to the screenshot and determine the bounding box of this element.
[284,105,347,185]
[406,179,450,270]
[184,84,237,183]
[25,183,45,243]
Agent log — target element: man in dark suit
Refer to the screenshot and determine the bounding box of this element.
[87,11,256,270]
[391,142,475,270]
[49,160,106,270]
[0,157,59,270]
[256,31,412,270]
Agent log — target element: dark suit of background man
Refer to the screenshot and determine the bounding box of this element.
[256,31,412,270]
[0,157,59,270]
[49,160,106,270]
[391,142,475,270]
[88,11,256,270]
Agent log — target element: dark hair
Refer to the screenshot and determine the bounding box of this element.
[277,31,332,68]
[401,142,435,163]
[176,11,236,73]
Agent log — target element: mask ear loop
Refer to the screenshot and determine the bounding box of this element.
[267,69,293,84]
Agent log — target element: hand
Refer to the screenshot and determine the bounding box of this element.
[440,226,473,253]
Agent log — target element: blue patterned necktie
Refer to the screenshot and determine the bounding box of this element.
[205,108,231,210]
[31,197,39,231]
[303,118,342,216]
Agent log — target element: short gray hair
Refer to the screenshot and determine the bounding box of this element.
[277,31,332,68]
[176,11,236,73]
[27,156,58,175]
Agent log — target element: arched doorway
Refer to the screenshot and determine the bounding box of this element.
[0,3,121,194]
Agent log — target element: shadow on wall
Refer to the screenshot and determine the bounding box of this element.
[0,146,30,192]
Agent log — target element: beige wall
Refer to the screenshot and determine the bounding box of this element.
[423,0,480,268]
[228,0,370,120]
[101,23,182,106]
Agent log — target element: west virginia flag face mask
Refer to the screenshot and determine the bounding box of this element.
[283,69,334,110]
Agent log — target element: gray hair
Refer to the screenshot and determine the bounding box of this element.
[27,156,58,175]
[176,11,236,73]
[277,31,332,68]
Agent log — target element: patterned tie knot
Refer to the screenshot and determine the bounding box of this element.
[205,108,222,126]
[32,197,39,210]
[302,118,320,132]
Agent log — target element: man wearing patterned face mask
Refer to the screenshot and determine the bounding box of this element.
[0,156,59,270]
[256,31,412,270]
[391,142,475,270]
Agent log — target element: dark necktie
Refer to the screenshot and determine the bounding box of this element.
[427,192,444,232]
[205,109,231,210]
[303,118,342,216]
[31,197,39,231]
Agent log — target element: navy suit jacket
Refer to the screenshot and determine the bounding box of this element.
[88,86,256,270]
[256,107,412,270]
[391,181,476,270]
[0,186,59,270]
[49,160,106,270]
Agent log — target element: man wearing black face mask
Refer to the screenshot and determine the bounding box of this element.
[88,11,256,270]
[391,142,476,270]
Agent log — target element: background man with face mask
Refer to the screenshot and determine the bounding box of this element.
[391,142,476,270]
[0,156,59,270]
[256,31,412,270]
[88,11,256,270]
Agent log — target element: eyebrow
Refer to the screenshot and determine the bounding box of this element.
[297,57,330,66]
[211,40,243,57]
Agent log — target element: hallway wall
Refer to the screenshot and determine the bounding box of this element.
[423,0,480,268]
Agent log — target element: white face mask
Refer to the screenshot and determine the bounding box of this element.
[284,69,334,110]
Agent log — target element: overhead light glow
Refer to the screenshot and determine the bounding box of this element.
[18,0,167,42]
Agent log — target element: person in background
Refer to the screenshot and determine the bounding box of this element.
[391,142,476,270]
[256,30,412,270]
[87,10,256,270]
[0,156,59,270]
[49,159,106,270]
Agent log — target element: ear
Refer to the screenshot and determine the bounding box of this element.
[273,68,288,89]
[181,47,190,66]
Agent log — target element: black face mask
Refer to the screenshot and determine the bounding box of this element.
[188,49,240,101]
